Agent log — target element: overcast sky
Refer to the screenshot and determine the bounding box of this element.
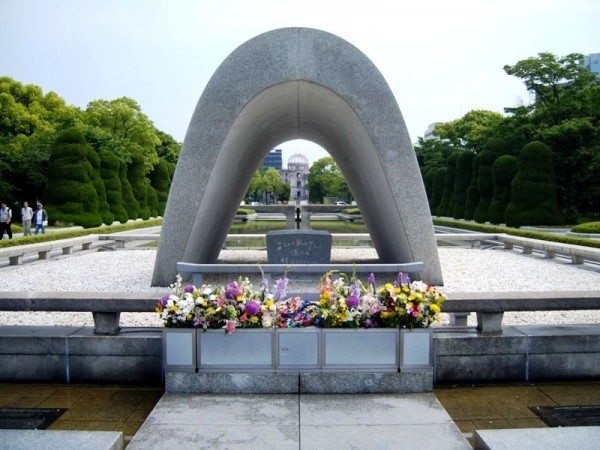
[1,0,599,165]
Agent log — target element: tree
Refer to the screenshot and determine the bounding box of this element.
[149,159,172,215]
[488,155,518,224]
[155,129,181,164]
[429,168,446,216]
[43,127,103,228]
[434,110,504,154]
[504,52,600,218]
[119,161,139,220]
[414,136,454,172]
[307,157,350,203]
[87,145,113,225]
[83,97,161,172]
[503,52,596,124]
[435,151,461,217]
[99,150,128,223]
[128,155,151,220]
[473,138,509,223]
[0,77,80,201]
[451,151,474,219]
[505,141,565,227]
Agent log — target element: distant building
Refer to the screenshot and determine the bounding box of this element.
[280,154,309,202]
[262,149,282,170]
[423,123,438,140]
[584,53,600,80]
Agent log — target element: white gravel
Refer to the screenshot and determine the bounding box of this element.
[1,247,599,328]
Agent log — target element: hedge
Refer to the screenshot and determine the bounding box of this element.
[488,155,518,225]
[451,151,474,219]
[505,141,565,227]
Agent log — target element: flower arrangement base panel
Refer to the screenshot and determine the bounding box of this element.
[276,328,320,371]
[197,329,274,371]
[322,329,399,372]
[400,329,433,371]
[163,329,197,372]
[164,371,433,394]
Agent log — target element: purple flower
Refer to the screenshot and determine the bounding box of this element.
[347,295,360,309]
[274,276,289,302]
[351,282,360,298]
[368,273,376,287]
[184,284,195,293]
[365,318,378,328]
[261,278,269,294]
[245,301,261,316]
[394,272,403,288]
[225,282,241,299]
[160,295,169,307]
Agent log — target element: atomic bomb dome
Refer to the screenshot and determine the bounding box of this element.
[287,153,309,170]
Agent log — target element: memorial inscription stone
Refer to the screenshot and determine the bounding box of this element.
[266,230,332,264]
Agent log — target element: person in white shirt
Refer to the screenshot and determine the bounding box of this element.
[21,201,33,236]
[0,201,12,239]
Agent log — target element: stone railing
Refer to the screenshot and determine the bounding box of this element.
[0,291,157,335]
[2,290,598,335]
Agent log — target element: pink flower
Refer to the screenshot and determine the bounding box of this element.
[224,320,236,334]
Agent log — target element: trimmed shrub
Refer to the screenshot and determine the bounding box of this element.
[87,146,113,225]
[147,184,159,217]
[44,127,103,228]
[128,155,150,220]
[120,161,139,220]
[474,138,510,223]
[430,167,447,215]
[463,154,481,220]
[422,167,437,201]
[505,141,566,227]
[451,151,474,219]
[99,151,128,224]
[436,151,461,217]
[488,155,518,224]
[149,159,171,216]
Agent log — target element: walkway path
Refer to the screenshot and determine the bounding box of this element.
[127,392,470,449]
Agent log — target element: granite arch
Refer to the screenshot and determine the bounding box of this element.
[152,27,443,286]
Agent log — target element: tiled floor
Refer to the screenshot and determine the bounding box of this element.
[434,381,600,448]
[1,381,599,448]
[0,384,163,446]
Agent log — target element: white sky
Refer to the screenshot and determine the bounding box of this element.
[1,0,599,165]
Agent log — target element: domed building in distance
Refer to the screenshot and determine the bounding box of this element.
[281,153,309,203]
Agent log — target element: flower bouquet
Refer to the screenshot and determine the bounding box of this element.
[376,274,446,329]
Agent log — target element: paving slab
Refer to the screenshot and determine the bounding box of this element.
[0,430,123,450]
[475,426,600,450]
[128,392,470,449]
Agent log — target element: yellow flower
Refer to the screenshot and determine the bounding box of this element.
[429,304,440,314]
[394,287,401,295]
[265,299,273,308]
[385,283,393,290]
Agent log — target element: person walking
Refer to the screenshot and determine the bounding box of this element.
[0,201,13,239]
[33,203,48,235]
[21,201,33,236]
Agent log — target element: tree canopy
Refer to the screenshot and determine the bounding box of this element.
[307,157,351,203]
[418,51,600,223]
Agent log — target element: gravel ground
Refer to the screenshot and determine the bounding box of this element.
[1,247,599,328]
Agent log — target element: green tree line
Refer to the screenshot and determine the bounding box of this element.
[416,52,600,226]
[0,76,180,227]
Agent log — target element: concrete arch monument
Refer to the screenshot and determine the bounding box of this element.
[152,27,443,286]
